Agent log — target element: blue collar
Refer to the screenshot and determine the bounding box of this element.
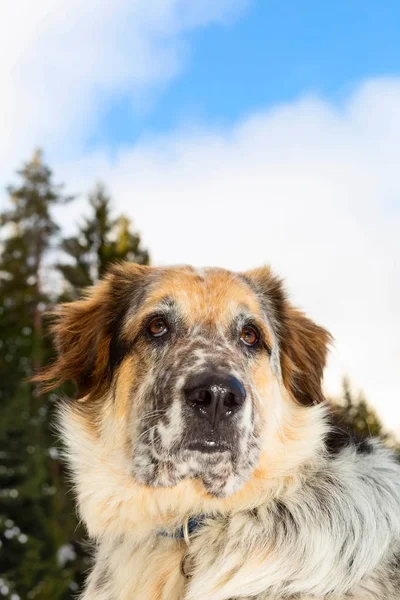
[157,516,206,540]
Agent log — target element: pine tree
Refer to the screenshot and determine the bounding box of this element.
[0,151,84,600]
[57,182,149,296]
[332,378,385,440]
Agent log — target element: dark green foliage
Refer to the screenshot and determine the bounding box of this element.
[331,377,386,440]
[0,152,150,599]
[57,182,149,297]
[0,150,85,599]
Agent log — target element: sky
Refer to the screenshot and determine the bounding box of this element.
[1,0,400,431]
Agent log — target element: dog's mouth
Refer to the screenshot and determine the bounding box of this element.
[133,433,242,496]
[133,416,259,497]
[185,439,232,454]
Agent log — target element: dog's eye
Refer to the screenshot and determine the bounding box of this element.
[240,326,259,347]
[148,317,169,337]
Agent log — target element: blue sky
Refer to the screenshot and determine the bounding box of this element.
[89,0,400,150]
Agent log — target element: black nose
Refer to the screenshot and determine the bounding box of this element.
[184,372,246,428]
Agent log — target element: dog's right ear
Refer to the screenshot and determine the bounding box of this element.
[35,263,150,398]
[36,280,110,397]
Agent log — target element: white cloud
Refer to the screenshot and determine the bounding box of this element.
[56,79,400,431]
[0,0,248,177]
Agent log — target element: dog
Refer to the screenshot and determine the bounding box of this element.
[38,263,400,599]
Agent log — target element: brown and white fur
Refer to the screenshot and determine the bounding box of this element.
[37,263,400,600]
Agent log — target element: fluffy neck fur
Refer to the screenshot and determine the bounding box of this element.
[58,389,328,543]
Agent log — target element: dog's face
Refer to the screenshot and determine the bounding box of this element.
[40,264,331,500]
[124,267,278,497]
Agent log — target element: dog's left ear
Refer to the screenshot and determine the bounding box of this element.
[243,266,332,406]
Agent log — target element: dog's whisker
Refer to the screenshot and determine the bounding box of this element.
[136,424,159,442]
[141,409,167,420]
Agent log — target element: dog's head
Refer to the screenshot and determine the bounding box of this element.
[39,264,331,501]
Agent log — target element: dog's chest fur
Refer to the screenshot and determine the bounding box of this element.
[79,439,400,600]
[81,522,400,600]
[83,535,187,600]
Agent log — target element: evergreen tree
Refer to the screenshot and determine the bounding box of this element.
[331,378,385,440]
[57,182,149,296]
[0,151,84,600]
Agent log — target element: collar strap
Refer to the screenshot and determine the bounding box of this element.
[157,516,206,542]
